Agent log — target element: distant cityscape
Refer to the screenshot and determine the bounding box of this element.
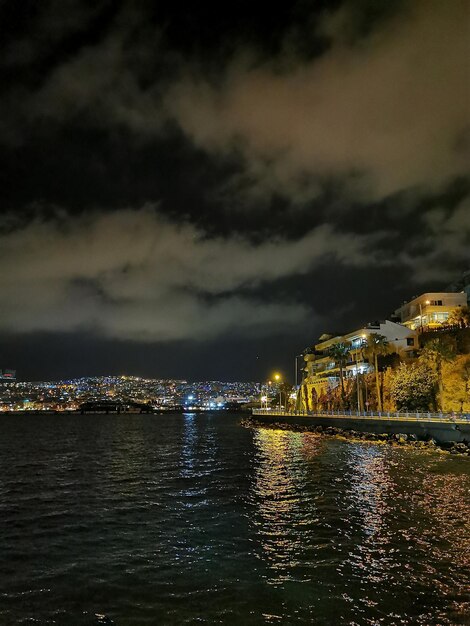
[2,272,469,414]
[0,376,265,413]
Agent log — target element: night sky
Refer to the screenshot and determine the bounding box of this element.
[1,0,469,382]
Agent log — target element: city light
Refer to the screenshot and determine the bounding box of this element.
[0,377,262,413]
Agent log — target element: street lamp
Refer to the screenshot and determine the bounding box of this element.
[274,373,282,409]
[295,354,303,388]
[294,353,305,412]
[264,380,272,409]
[419,299,431,331]
[260,380,271,409]
[354,334,367,411]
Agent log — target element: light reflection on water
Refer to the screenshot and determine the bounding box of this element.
[0,414,468,625]
[250,428,470,624]
[251,430,324,583]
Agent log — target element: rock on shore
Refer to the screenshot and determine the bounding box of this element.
[241,417,470,456]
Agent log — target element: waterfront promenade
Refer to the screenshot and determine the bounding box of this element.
[252,408,470,443]
[254,408,470,422]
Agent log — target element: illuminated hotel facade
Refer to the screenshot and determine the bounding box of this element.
[303,320,417,396]
[393,292,467,331]
[302,285,468,398]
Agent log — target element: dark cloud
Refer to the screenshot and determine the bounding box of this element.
[0,0,468,379]
[0,206,381,341]
[3,1,468,204]
[398,194,470,284]
[165,1,469,201]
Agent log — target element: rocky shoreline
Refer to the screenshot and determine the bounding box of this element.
[242,417,470,456]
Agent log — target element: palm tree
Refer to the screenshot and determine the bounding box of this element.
[301,383,310,412]
[363,333,392,411]
[448,306,470,329]
[326,342,350,408]
[310,387,318,412]
[421,338,456,410]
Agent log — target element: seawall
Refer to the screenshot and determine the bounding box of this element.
[252,410,470,444]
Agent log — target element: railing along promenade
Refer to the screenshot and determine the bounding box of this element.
[252,408,470,424]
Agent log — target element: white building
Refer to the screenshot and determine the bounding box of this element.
[304,320,417,395]
[394,292,467,331]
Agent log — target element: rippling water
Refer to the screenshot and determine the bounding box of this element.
[0,413,469,625]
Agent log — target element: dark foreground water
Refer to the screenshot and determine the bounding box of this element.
[0,414,469,626]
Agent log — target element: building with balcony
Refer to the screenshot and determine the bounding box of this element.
[393,292,467,331]
[303,321,417,396]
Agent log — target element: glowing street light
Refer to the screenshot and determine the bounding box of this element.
[260,379,272,409]
[354,335,367,411]
[419,299,431,330]
[273,373,282,409]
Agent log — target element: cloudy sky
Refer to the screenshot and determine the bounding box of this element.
[1,0,469,381]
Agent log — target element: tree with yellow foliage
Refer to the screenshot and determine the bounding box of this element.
[441,355,470,413]
[448,306,470,329]
[421,337,456,410]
